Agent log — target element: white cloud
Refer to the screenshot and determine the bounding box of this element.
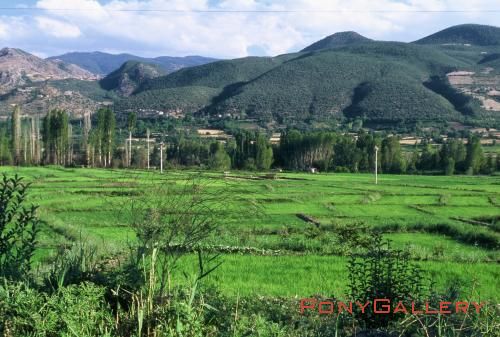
[37,0,108,20]
[35,17,82,38]
[0,0,498,57]
[0,22,7,39]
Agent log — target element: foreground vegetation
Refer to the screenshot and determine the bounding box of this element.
[0,167,498,336]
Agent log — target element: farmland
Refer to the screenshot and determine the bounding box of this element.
[3,166,499,300]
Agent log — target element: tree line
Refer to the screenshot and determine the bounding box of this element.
[0,106,115,167]
[0,106,497,175]
[276,130,498,175]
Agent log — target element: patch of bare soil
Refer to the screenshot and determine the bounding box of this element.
[447,71,475,85]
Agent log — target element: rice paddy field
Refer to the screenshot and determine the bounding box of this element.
[2,166,499,300]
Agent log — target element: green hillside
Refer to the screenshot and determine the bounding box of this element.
[479,52,500,64]
[116,25,500,127]
[301,31,373,52]
[99,61,166,96]
[478,52,500,72]
[115,86,220,112]
[415,24,500,46]
[137,56,293,91]
[204,44,469,123]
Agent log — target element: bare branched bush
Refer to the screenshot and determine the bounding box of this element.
[116,174,231,294]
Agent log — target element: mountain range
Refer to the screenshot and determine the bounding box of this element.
[1,24,499,128]
[47,52,217,76]
[0,48,97,94]
[117,24,500,127]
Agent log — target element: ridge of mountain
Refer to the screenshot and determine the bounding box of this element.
[47,51,218,75]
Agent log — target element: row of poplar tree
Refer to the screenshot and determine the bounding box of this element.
[0,106,274,171]
[0,106,116,167]
[0,106,497,175]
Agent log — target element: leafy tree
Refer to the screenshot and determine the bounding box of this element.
[381,136,404,173]
[356,131,377,171]
[465,136,484,174]
[42,109,70,165]
[255,134,273,170]
[440,138,466,173]
[444,157,455,175]
[81,113,91,166]
[480,154,496,175]
[333,135,360,172]
[232,130,255,169]
[209,142,231,170]
[280,131,336,171]
[0,127,12,165]
[417,140,438,171]
[93,108,116,167]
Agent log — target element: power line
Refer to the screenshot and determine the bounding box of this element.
[0,7,500,13]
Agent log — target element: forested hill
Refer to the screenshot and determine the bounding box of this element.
[99,61,167,96]
[117,24,500,127]
[414,24,500,46]
[301,31,373,52]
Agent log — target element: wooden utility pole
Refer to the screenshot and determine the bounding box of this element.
[128,131,132,167]
[160,142,164,173]
[147,129,150,170]
[374,145,379,185]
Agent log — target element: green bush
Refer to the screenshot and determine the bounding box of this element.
[347,234,430,328]
[0,281,114,337]
[0,174,40,281]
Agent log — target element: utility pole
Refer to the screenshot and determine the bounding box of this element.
[147,129,150,170]
[160,142,164,174]
[374,145,379,185]
[128,132,132,167]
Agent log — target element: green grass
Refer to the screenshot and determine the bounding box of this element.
[175,254,499,300]
[1,166,499,300]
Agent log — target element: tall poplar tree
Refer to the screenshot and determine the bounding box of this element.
[96,108,115,167]
[82,113,91,166]
[465,136,484,174]
[256,134,273,170]
[42,109,70,165]
[11,105,21,165]
[127,112,137,167]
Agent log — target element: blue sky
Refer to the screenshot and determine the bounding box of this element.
[0,0,498,58]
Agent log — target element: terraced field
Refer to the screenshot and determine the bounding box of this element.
[3,167,499,299]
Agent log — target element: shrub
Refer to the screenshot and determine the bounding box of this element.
[43,241,100,290]
[0,174,40,281]
[347,233,430,329]
[0,281,114,337]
